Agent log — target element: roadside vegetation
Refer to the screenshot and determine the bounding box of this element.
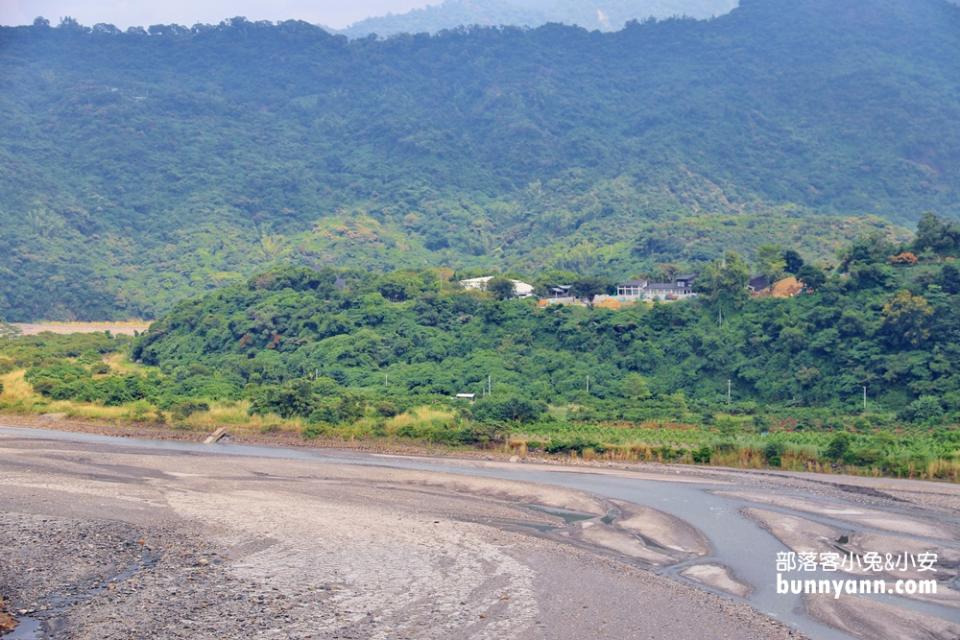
[2,215,959,480]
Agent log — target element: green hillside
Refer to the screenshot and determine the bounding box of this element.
[1,0,959,320]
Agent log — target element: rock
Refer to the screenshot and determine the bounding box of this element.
[509,456,520,463]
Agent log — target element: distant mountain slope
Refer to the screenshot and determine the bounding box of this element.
[342,0,739,37]
[1,0,958,320]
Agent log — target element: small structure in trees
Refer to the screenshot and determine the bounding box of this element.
[613,274,697,301]
[458,276,534,298]
[747,275,772,295]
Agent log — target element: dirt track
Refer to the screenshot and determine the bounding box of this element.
[1,427,959,640]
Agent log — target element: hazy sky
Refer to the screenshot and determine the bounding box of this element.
[0,0,438,29]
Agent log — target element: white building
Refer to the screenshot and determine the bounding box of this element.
[458,276,535,298]
[614,275,697,302]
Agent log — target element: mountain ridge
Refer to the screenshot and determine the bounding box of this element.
[1,0,958,320]
[340,0,739,37]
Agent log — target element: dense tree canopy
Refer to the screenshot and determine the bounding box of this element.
[114,218,960,422]
[2,0,958,320]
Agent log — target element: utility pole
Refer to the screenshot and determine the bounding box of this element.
[586,375,591,394]
[385,373,388,387]
[718,305,723,328]
[727,379,732,404]
[488,374,492,397]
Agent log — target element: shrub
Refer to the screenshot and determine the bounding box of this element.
[753,415,771,433]
[125,400,153,422]
[308,394,366,424]
[248,379,318,419]
[691,445,713,464]
[656,445,682,461]
[899,396,944,424]
[302,423,330,439]
[90,362,111,375]
[546,437,606,456]
[763,442,785,467]
[456,422,506,447]
[844,446,883,467]
[824,433,851,461]
[170,400,210,420]
[375,401,400,417]
[472,395,546,424]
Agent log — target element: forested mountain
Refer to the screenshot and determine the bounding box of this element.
[341,0,738,37]
[1,0,959,321]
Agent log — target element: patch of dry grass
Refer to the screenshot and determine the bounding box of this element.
[180,401,300,434]
[103,353,148,374]
[0,370,34,403]
[385,406,456,434]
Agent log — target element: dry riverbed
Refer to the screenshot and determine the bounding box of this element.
[1,427,959,639]
[0,432,796,640]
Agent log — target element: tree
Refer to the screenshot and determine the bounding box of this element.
[472,395,546,424]
[899,396,944,424]
[486,277,516,300]
[756,244,786,281]
[847,263,893,290]
[58,16,84,30]
[621,373,652,401]
[309,393,366,424]
[249,379,318,419]
[881,290,933,348]
[783,249,805,274]
[700,251,750,306]
[570,276,609,302]
[824,433,851,461]
[378,272,423,302]
[796,264,826,291]
[841,233,897,269]
[939,263,960,295]
[93,23,121,35]
[914,212,959,255]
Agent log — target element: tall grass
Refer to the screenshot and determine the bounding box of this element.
[386,406,456,436]
[3,365,956,481]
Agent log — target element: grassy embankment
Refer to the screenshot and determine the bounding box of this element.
[1,353,957,481]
